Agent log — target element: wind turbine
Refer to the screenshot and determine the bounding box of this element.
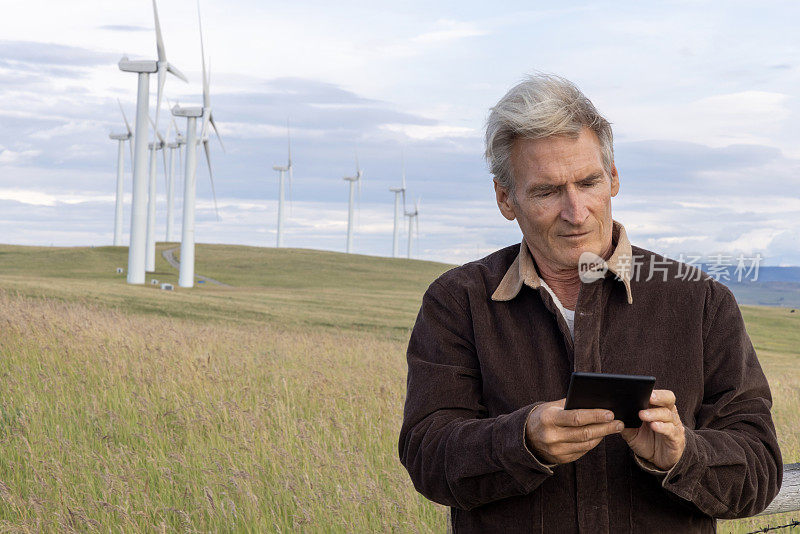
[343,152,362,254]
[272,122,292,248]
[118,0,187,284]
[405,198,420,259]
[145,116,170,272]
[165,116,184,242]
[172,0,223,288]
[109,99,133,246]
[389,154,406,258]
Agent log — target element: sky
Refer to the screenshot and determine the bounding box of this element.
[0,0,798,266]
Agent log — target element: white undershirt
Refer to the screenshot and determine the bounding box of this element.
[539,280,575,339]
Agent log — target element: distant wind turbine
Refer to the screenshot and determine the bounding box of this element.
[118,0,187,284]
[389,154,407,258]
[405,198,420,259]
[165,114,184,242]
[109,99,133,246]
[172,0,223,288]
[272,121,292,248]
[343,152,363,254]
[145,116,170,272]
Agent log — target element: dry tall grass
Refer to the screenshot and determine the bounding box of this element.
[0,243,797,533]
[0,291,441,532]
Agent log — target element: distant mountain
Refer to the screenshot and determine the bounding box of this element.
[694,264,800,284]
[692,264,800,308]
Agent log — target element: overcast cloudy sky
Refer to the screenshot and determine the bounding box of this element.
[0,0,798,265]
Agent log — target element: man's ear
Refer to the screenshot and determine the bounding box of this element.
[494,180,517,221]
[610,163,620,197]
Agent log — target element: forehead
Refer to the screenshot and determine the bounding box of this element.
[510,127,605,185]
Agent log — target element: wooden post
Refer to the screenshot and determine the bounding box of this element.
[758,463,800,516]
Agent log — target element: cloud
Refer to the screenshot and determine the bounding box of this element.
[379,124,478,141]
[97,25,149,32]
[615,140,797,197]
[374,19,489,59]
[411,20,488,44]
[0,40,117,68]
[0,148,41,165]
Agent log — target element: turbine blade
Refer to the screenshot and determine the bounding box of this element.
[154,65,166,138]
[203,139,220,221]
[153,0,166,62]
[118,98,132,135]
[162,146,168,190]
[170,115,179,141]
[147,114,165,145]
[401,151,406,190]
[197,0,209,108]
[287,119,292,167]
[167,64,188,83]
[288,166,293,217]
[165,111,174,141]
[209,114,225,152]
[128,138,134,166]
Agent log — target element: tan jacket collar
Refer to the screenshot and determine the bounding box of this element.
[491,219,634,304]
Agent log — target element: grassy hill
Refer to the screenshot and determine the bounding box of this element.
[0,243,797,532]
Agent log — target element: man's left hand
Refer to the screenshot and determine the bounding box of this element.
[620,389,686,471]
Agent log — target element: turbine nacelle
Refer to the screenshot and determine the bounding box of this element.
[109,132,131,141]
[118,57,158,73]
[172,105,203,118]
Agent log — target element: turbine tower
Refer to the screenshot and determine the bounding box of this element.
[109,99,133,246]
[145,116,170,272]
[165,117,184,242]
[172,0,223,288]
[272,122,292,248]
[343,153,362,254]
[118,0,187,284]
[405,198,420,259]
[389,155,406,258]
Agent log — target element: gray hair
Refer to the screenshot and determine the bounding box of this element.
[485,74,614,197]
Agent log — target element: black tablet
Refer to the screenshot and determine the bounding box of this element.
[564,372,656,428]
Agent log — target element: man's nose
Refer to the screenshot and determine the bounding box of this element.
[560,185,589,226]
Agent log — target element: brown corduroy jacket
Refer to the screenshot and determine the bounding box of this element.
[398,220,782,533]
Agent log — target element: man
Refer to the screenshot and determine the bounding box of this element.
[398,74,782,533]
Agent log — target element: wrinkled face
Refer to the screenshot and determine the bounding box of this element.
[495,127,619,272]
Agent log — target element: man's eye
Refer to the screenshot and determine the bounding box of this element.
[581,180,599,187]
[535,191,553,198]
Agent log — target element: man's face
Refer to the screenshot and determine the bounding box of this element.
[495,127,620,272]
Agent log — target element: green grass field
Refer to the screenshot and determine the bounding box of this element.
[0,243,797,532]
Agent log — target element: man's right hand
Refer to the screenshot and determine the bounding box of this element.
[525,398,624,465]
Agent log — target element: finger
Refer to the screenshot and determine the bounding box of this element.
[549,437,603,457]
[561,421,624,443]
[552,408,615,427]
[649,389,676,408]
[639,407,675,423]
[648,420,682,440]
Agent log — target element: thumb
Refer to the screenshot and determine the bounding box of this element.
[620,428,637,442]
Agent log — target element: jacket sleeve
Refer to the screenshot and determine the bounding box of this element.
[398,279,554,511]
[649,280,783,518]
